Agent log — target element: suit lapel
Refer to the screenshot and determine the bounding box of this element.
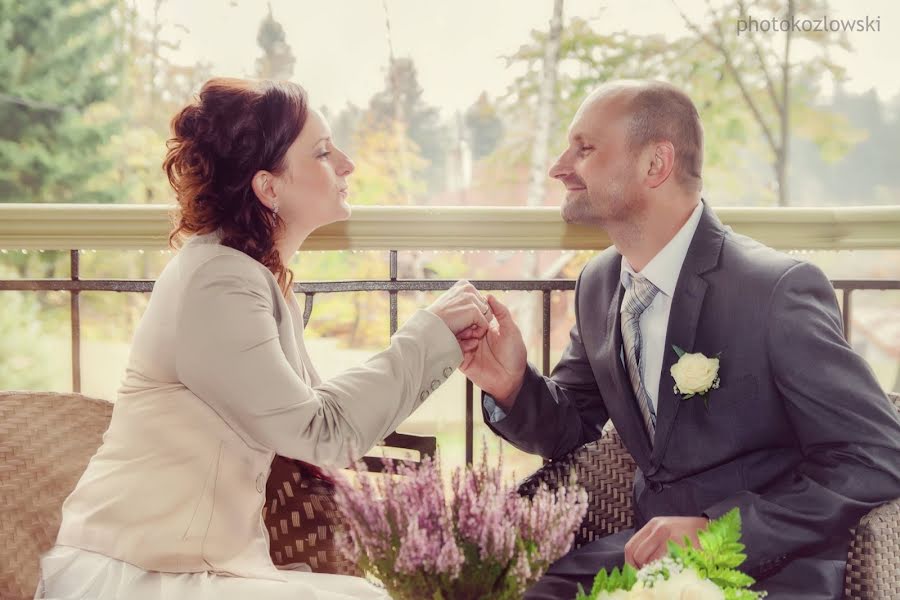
[593,259,654,470]
[647,201,726,474]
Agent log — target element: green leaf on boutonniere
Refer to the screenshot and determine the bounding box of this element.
[672,345,686,358]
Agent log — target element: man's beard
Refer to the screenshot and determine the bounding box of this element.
[561,178,629,226]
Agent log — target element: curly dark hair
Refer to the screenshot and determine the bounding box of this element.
[164,77,309,294]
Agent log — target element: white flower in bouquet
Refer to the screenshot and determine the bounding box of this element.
[648,568,724,600]
[577,509,765,600]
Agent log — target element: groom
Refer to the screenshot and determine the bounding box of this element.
[458,81,900,599]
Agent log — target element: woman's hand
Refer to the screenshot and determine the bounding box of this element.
[426,280,493,338]
[457,295,527,409]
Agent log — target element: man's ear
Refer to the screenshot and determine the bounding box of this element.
[645,142,675,189]
[251,170,277,210]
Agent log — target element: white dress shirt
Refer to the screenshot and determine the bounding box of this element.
[485,201,703,422]
[619,201,703,411]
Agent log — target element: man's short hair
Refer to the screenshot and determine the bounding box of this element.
[623,82,704,191]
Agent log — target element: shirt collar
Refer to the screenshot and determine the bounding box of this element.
[619,201,704,298]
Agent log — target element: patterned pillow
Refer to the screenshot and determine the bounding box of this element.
[262,455,359,575]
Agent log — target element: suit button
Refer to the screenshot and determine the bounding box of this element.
[443,367,453,378]
[648,481,663,493]
[419,391,429,402]
[256,472,265,494]
[431,379,441,391]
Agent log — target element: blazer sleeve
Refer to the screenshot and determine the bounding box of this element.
[704,261,900,575]
[481,271,609,460]
[174,254,462,467]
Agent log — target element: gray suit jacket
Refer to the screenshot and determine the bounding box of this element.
[484,202,900,582]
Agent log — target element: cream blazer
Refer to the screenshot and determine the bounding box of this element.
[54,232,462,580]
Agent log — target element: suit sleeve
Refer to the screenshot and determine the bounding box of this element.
[481,271,609,460]
[175,254,462,467]
[704,261,900,575]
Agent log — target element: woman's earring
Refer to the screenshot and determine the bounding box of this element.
[272,202,280,215]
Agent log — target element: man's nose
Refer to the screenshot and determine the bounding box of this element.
[548,156,570,180]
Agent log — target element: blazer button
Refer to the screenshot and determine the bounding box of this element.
[648,481,663,493]
[431,379,441,391]
[443,367,453,378]
[256,472,265,494]
[419,390,429,402]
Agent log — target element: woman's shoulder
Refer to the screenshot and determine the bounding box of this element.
[175,235,277,292]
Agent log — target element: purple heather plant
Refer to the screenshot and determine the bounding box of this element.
[331,443,588,600]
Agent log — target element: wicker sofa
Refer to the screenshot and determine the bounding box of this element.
[2,390,898,599]
[0,390,436,600]
[517,392,900,600]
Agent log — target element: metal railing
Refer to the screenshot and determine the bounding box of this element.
[2,204,899,464]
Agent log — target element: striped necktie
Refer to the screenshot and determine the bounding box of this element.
[621,274,660,442]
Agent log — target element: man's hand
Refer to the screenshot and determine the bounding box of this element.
[624,516,709,568]
[457,295,527,409]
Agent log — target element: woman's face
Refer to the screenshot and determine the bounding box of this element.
[271,109,355,234]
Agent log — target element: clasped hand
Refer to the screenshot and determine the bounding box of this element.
[427,282,526,405]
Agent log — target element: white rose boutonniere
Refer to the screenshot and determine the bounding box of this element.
[670,345,721,406]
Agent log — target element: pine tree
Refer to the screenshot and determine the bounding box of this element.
[255,2,295,80]
[0,0,124,204]
[465,92,504,160]
[368,57,448,196]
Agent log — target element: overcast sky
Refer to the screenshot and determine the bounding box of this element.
[154,0,899,117]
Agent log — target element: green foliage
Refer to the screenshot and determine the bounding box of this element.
[579,509,763,599]
[574,565,638,599]
[0,0,125,204]
[367,58,449,196]
[0,268,59,389]
[465,93,504,160]
[498,2,866,206]
[666,509,756,593]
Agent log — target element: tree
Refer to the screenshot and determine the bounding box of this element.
[255,2,295,80]
[675,0,858,206]
[499,18,680,173]
[0,0,125,204]
[464,92,504,161]
[501,3,861,207]
[0,276,59,390]
[328,103,363,155]
[369,57,448,197]
[520,0,564,349]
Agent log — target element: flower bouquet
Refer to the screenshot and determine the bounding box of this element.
[575,509,766,600]
[330,444,588,600]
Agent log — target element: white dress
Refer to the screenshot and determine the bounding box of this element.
[36,545,391,600]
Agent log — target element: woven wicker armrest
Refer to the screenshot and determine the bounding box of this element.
[844,392,900,600]
[517,426,637,548]
[844,496,900,600]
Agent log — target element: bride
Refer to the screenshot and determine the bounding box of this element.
[36,77,491,600]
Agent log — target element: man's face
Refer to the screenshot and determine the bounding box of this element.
[549,93,641,226]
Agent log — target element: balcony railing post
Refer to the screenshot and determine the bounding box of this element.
[466,379,474,466]
[70,250,81,393]
[389,250,398,336]
[542,290,552,377]
[842,288,853,342]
